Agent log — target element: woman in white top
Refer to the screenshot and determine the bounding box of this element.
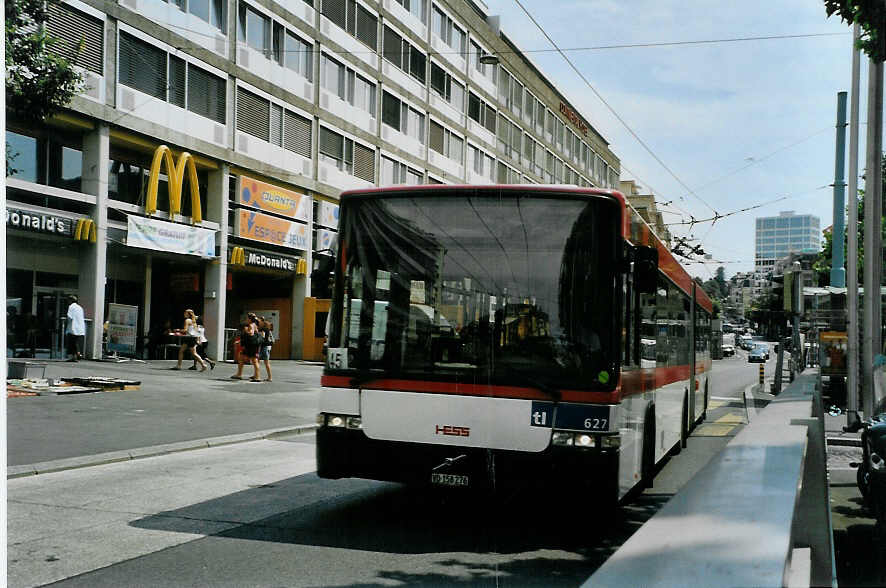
[172,309,209,371]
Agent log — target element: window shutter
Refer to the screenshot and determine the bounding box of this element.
[270,103,283,146]
[188,64,226,123]
[119,32,166,100]
[353,143,375,182]
[383,26,402,68]
[319,127,343,160]
[429,120,444,154]
[497,162,508,184]
[284,110,312,158]
[47,3,104,75]
[237,87,270,141]
[431,63,447,98]
[168,55,186,108]
[355,5,377,49]
[496,113,508,145]
[322,0,346,30]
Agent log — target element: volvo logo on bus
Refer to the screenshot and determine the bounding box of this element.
[435,425,470,437]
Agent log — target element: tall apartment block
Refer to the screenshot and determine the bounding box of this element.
[6,0,621,361]
[754,211,820,273]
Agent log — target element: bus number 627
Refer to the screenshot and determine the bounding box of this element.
[585,418,607,430]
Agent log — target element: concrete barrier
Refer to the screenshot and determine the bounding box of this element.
[585,372,836,588]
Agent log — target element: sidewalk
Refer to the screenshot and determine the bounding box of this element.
[6,357,325,472]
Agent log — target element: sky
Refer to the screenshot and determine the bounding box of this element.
[483,0,883,279]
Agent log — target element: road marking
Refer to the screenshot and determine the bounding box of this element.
[710,396,738,401]
[708,400,727,409]
[715,413,746,424]
[693,423,739,436]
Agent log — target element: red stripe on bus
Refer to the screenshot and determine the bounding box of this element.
[320,364,708,404]
[321,375,620,402]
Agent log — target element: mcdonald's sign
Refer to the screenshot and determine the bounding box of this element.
[74,219,97,242]
[230,246,246,266]
[146,145,203,224]
[296,259,308,275]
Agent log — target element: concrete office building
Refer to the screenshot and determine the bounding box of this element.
[6,0,620,361]
[755,211,820,273]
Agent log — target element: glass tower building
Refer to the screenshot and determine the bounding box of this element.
[754,211,820,272]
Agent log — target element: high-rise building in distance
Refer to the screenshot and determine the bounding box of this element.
[754,211,820,272]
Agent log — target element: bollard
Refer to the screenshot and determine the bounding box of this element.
[759,363,764,386]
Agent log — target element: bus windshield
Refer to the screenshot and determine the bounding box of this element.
[329,189,621,391]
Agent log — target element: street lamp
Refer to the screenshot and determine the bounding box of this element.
[479,53,499,66]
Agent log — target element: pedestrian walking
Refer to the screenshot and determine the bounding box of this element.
[172,309,208,371]
[65,295,86,361]
[259,317,274,382]
[231,316,261,381]
[190,316,215,370]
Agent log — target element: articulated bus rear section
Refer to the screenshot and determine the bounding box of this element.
[316,185,711,504]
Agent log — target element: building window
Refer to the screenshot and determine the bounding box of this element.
[239,3,271,57]
[496,161,519,184]
[382,92,425,144]
[431,5,465,57]
[321,0,378,50]
[321,53,377,116]
[46,3,104,75]
[468,144,494,181]
[469,40,495,84]
[523,88,534,126]
[392,0,426,23]
[430,62,464,111]
[119,32,226,124]
[467,92,496,134]
[383,26,426,84]
[534,101,545,135]
[236,88,312,157]
[275,26,313,82]
[319,127,375,182]
[429,120,463,163]
[381,155,422,185]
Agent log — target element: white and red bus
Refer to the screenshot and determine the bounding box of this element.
[317,185,712,504]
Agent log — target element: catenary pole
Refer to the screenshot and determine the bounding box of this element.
[831,92,848,288]
[862,57,884,418]
[846,24,861,428]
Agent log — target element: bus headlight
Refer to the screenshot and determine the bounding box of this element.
[600,435,621,449]
[575,434,595,447]
[320,413,363,429]
[552,431,574,446]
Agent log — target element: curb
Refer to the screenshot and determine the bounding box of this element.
[7,424,319,479]
[829,467,859,487]
[743,383,758,422]
[826,436,863,448]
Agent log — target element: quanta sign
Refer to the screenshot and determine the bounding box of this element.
[238,174,310,221]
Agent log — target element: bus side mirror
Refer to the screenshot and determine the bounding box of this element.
[634,246,658,294]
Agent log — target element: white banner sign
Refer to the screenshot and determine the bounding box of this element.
[127,216,215,257]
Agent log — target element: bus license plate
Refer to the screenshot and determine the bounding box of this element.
[431,473,469,487]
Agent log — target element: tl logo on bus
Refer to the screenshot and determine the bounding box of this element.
[436,425,470,437]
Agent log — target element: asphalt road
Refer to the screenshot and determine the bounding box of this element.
[7,359,324,466]
[9,356,762,587]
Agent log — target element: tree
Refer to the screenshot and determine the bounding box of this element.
[824,0,886,62]
[6,0,84,125]
[813,153,886,285]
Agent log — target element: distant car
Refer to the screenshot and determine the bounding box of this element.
[748,346,767,363]
[722,344,735,357]
[756,343,770,360]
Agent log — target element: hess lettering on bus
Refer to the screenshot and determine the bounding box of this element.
[435,425,470,437]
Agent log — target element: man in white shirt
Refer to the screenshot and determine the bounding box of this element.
[66,295,86,361]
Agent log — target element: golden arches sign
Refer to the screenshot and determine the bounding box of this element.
[146,145,203,224]
[230,247,246,266]
[74,219,97,242]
